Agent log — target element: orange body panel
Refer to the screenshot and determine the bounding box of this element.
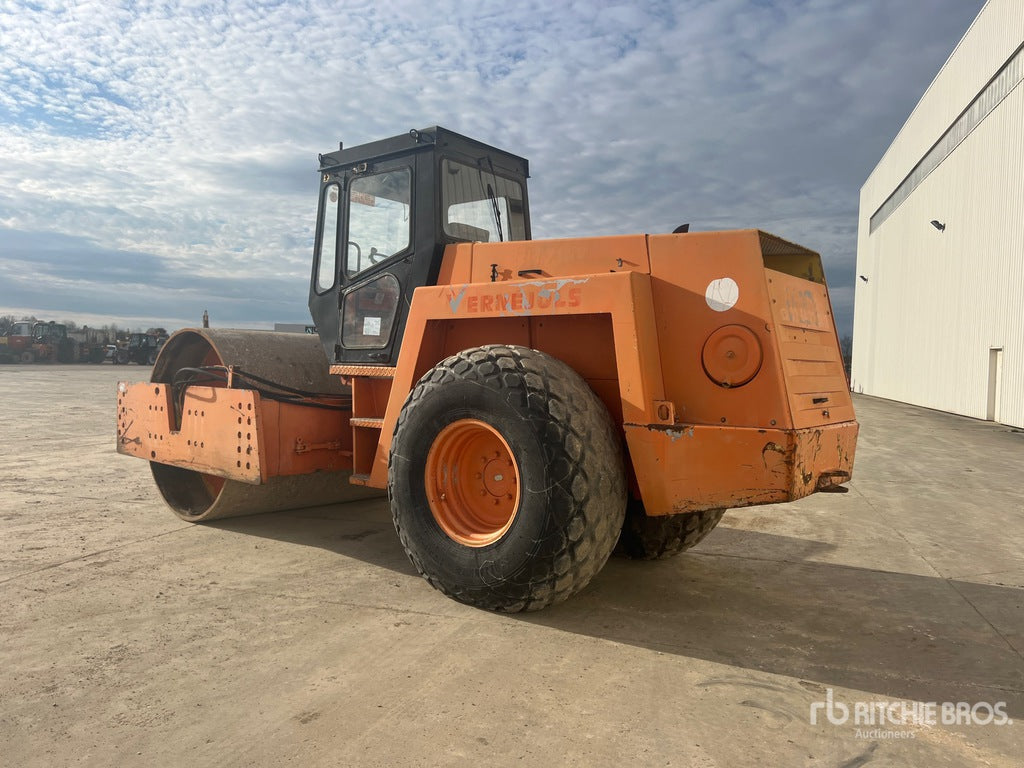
[625,422,857,514]
[648,232,791,428]
[466,234,651,283]
[765,270,854,428]
[352,267,667,486]
[116,383,353,484]
[645,231,853,430]
[349,231,856,514]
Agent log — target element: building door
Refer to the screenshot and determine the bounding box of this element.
[987,347,1003,422]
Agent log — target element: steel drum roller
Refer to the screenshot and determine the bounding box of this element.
[148,328,381,522]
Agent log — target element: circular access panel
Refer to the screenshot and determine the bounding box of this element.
[702,324,763,388]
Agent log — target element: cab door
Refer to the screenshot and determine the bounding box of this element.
[309,149,436,366]
[336,161,414,364]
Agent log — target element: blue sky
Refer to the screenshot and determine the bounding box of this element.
[0,0,984,336]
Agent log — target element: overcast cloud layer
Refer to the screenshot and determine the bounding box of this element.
[0,0,984,335]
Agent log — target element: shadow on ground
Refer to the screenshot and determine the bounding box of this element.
[210,501,1024,717]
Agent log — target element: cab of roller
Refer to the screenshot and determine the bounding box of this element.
[308,127,532,368]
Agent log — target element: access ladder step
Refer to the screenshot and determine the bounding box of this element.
[350,417,384,429]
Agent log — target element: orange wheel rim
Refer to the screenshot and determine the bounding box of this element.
[425,419,520,547]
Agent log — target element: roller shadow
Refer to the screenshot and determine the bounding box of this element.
[207,495,419,578]
[210,503,1024,716]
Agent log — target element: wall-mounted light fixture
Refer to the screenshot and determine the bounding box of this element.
[930,219,946,231]
[858,275,869,282]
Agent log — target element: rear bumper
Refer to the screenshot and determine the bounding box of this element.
[624,420,858,515]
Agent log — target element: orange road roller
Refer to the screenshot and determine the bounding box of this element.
[117,126,857,612]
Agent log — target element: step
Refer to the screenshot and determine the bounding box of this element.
[349,417,384,429]
[330,365,397,378]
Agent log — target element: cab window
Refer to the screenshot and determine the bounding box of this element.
[315,183,340,293]
[346,169,411,278]
[441,159,526,242]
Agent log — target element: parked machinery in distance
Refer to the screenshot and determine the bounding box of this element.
[67,326,113,363]
[7,322,76,364]
[0,320,35,363]
[115,330,169,365]
[1,321,117,363]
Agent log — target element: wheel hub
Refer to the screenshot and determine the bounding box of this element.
[482,456,515,497]
[425,419,520,547]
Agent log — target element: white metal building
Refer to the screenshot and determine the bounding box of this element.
[852,0,1024,428]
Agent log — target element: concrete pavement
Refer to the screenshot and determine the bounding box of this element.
[1,364,1021,766]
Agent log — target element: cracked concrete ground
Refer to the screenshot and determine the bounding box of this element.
[1,364,1021,766]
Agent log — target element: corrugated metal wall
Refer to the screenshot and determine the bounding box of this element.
[852,0,1024,428]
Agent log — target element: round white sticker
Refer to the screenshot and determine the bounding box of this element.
[705,277,739,312]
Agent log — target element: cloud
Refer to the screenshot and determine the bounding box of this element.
[0,0,985,339]
[0,229,308,328]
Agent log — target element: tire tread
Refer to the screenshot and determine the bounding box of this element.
[617,505,725,560]
[389,345,625,611]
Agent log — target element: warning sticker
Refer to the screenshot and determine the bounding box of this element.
[705,278,739,312]
[362,316,382,336]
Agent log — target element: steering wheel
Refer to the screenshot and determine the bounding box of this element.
[368,246,386,264]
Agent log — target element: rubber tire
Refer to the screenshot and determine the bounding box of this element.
[616,501,725,560]
[21,350,35,363]
[147,351,157,365]
[389,345,626,612]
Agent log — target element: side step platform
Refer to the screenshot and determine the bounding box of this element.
[331,365,397,484]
